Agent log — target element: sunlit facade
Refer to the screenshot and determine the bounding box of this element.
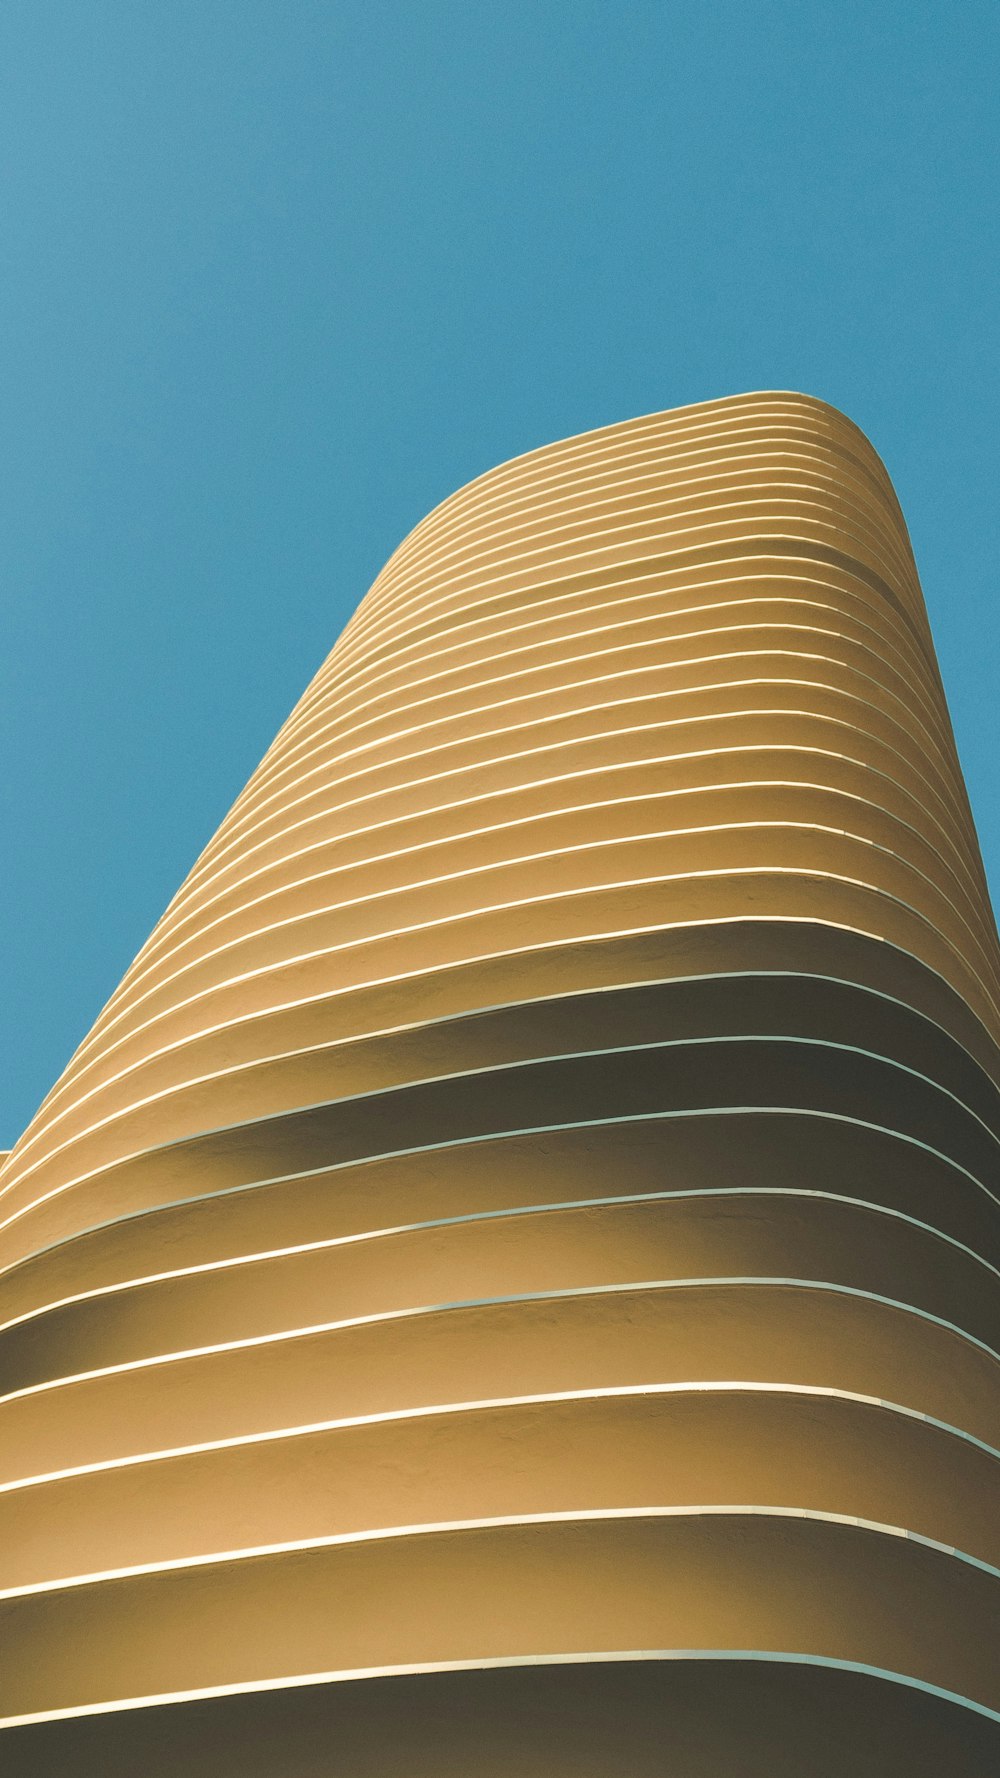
[2,392,999,1773]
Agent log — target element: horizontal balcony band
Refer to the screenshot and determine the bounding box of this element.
[2,1385,999,1590]
[3,1649,997,1777]
[3,1275,999,1473]
[5,1028,999,1256]
[13,965,1000,1218]
[2,1510,999,1719]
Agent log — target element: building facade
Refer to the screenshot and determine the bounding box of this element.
[2,392,999,1773]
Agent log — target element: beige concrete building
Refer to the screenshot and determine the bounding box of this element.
[2,392,999,1772]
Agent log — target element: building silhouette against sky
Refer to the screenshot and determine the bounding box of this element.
[1,392,999,1773]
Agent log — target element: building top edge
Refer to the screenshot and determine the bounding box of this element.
[388,390,894,563]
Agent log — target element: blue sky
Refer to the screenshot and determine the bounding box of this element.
[2,1,998,1146]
